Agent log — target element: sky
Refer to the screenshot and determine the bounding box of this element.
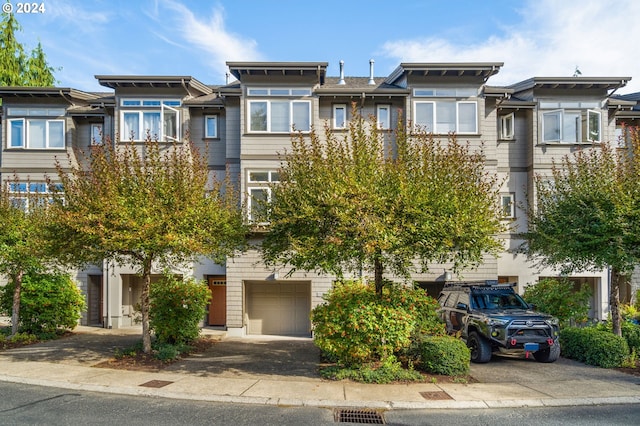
[6,0,640,94]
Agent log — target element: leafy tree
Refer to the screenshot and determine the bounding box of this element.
[262,108,504,293]
[0,12,56,86]
[0,180,50,336]
[522,126,640,336]
[47,138,248,353]
[0,271,85,337]
[523,278,591,327]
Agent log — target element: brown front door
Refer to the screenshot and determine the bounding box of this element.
[208,276,226,326]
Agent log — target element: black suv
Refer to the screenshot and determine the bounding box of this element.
[437,281,560,363]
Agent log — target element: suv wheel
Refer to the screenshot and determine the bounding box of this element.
[533,342,560,363]
[468,331,492,363]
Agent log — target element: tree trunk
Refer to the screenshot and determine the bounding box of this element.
[610,268,624,337]
[10,270,24,337]
[141,258,153,353]
[374,257,384,295]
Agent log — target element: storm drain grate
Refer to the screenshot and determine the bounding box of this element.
[420,391,453,400]
[334,408,385,424]
[139,380,174,388]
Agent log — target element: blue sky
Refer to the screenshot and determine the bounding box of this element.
[7,0,640,93]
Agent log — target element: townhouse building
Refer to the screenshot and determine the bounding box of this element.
[0,60,636,335]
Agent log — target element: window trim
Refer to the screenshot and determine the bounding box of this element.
[7,117,65,150]
[205,115,218,138]
[247,186,272,224]
[499,113,514,140]
[91,123,103,145]
[540,105,602,144]
[247,99,311,133]
[500,193,516,219]
[377,105,391,130]
[333,104,347,129]
[413,100,478,134]
[119,99,181,142]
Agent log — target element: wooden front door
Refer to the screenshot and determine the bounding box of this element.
[208,276,226,326]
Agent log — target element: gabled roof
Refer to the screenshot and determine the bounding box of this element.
[0,87,100,102]
[95,75,212,96]
[226,62,327,83]
[509,77,631,93]
[385,63,503,85]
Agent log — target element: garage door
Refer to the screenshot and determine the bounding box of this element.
[245,281,311,336]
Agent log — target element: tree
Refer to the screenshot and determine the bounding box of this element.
[0,179,50,336]
[0,12,57,86]
[261,108,504,294]
[522,127,640,336]
[48,138,248,353]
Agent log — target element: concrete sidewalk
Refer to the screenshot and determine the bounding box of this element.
[0,325,639,410]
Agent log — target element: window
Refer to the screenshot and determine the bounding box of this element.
[205,115,218,138]
[333,104,347,129]
[7,181,63,211]
[414,101,477,134]
[247,170,280,223]
[119,99,181,142]
[7,118,65,149]
[540,101,601,143]
[377,105,391,130]
[248,100,311,133]
[91,124,103,145]
[500,113,514,140]
[501,193,515,218]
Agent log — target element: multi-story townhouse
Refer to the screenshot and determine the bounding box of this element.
[0,61,635,335]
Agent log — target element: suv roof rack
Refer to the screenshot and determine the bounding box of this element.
[442,280,516,292]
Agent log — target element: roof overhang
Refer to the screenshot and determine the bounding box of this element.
[0,87,100,102]
[509,77,631,94]
[226,62,328,83]
[385,62,503,85]
[95,75,212,96]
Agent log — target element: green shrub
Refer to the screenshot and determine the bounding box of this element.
[560,326,629,368]
[523,278,591,327]
[320,355,424,384]
[417,335,470,376]
[595,319,640,354]
[0,272,85,336]
[149,275,211,345]
[311,280,445,367]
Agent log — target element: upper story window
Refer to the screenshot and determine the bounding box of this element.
[119,98,181,142]
[540,101,601,144]
[247,170,280,223]
[91,124,103,145]
[377,105,391,130]
[6,107,66,150]
[500,193,515,219]
[412,88,478,134]
[205,115,218,138]
[333,104,347,129]
[499,113,514,140]
[246,86,312,133]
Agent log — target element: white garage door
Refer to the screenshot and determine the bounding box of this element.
[245,281,311,336]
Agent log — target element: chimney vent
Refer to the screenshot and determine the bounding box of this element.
[338,60,345,85]
[368,59,375,85]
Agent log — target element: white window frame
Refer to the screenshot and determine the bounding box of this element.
[246,170,280,223]
[333,104,347,129]
[500,193,515,219]
[205,115,218,138]
[247,187,272,223]
[91,123,103,145]
[119,99,181,142]
[247,100,311,133]
[499,113,514,140]
[377,105,391,130]
[7,181,63,211]
[7,117,65,149]
[540,105,601,144]
[413,100,478,134]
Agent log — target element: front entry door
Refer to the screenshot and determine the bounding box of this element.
[208,276,226,326]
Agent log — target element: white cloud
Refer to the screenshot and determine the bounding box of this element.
[379,0,640,93]
[154,0,264,79]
